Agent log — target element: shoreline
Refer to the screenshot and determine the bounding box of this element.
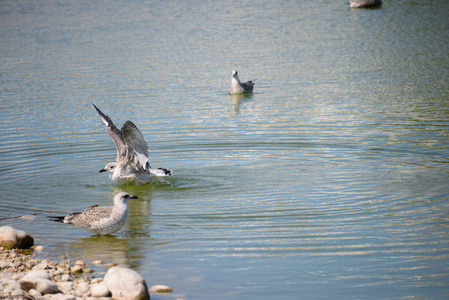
[0,246,110,299]
[0,246,173,299]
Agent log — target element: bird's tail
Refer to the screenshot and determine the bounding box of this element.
[47,216,66,223]
[48,212,81,224]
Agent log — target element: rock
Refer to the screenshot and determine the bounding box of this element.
[103,262,117,267]
[33,261,49,270]
[29,288,42,297]
[75,281,90,297]
[36,278,59,294]
[149,284,173,293]
[92,260,103,265]
[46,293,77,300]
[103,266,150,300]
[61,274,71,282]
[74,259,86,267]
[4,279,22,294]
[71,264,83,274]
[19,270,58,295]
[34,245,44,251]
[10,288,24,297]
[0,260,12,269]
[91,283,111,297]
[90,278,103,284]
[20,270,51,291]
[57,281,74,294]
[0,226,34,249]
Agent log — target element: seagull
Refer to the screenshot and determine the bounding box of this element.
[93,104,172,184]
[229,70,255,94]
[49,192,137,235]
[349,0,382,8]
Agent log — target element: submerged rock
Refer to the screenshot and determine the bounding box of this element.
[149,284,173,293]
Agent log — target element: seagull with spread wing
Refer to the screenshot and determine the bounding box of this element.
[93,104,172,184]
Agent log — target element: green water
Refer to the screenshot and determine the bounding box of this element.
[1,1,449,299]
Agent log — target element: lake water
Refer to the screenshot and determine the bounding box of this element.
[1,0,449,299]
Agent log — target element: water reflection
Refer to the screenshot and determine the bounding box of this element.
[1,0,448,299]
[230,93,254,114]
[61,235,131,267]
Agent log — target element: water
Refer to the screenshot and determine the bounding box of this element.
[1,0,449,299]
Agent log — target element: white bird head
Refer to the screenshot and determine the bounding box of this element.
[114,192,138,205]
[99,162,117,173]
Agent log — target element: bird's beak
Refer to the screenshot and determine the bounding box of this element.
[99,169,107,173]
[130,195,138,200]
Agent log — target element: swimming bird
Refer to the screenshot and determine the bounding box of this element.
[93,104,172,184]
[49,192,137,235]
[229,70,255,94]
[349,0,382,8]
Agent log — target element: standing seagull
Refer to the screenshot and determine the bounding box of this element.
[229,70,255,94]
[93,104,172,184]
[49,192,137,235]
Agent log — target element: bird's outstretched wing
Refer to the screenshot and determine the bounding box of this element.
[121,121,150,171]
[93,104,127,161]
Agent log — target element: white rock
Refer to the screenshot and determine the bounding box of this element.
[34,245,44,251]
[12,273,23,281]
[10,289,24,297]
[36,278,59,294]
[0,260,12,269]
[0,226,34,249]
[29,288,42,297]
[75,281,90,297]
[19,270,51,291]
[4,279,22,295]
[103,266,150,300]
[57,281,74,294]
[91,283,111,297]
[46,293,77,300]
[61,274,71,282]
[33,261,49,270]
[90,278,103,284]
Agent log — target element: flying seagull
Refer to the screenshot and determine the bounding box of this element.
[49,192,137,235]
[93,103,172,184]
[229,70,255,94]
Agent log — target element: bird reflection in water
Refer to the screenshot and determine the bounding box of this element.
[230,93,254,115]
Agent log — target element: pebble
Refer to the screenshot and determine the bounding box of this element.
[70,264,83,274]
[34,245,44,251]
[61,274,71,282]
[75,281,90,297]
[0,247,170,300]
[150,284,174,293]
[91,283,111,297]
[102,262,117,267]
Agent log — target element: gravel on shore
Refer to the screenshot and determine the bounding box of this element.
[0,246,115,299]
